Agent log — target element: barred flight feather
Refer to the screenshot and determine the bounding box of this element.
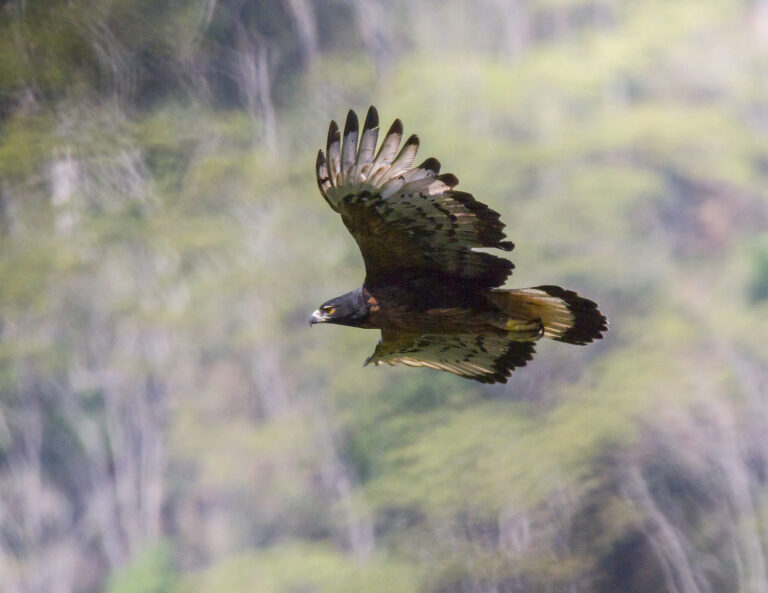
[366,331,536,384]
[316,106,515,287]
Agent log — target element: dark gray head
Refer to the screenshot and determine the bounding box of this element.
[309,288,370,328]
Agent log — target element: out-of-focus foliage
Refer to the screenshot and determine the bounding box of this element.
[1,1,768,592]
[106,542,176,593]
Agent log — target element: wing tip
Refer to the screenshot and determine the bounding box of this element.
[418,157,441,174]
[316,149,327,181]
[316,149,339,211]
[363,105,379,132]
[404,133,419,148]
[437,173,459,188]
[344,109,359,137]
[327,119,340,144]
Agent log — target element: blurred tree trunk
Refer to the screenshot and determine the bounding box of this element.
[0,186,10,236]
[315,410,375,559]
[234,23,278,151]
[284,0,319,68]
[49,153,79,235]
[490,0,531,59]
[621,463,704,593]
[350,0,394,71]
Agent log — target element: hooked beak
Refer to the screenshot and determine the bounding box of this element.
[308,309,325,327]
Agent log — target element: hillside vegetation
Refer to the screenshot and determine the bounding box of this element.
[1,1,768,592]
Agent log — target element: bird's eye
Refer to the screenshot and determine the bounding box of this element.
[323,306,335,315]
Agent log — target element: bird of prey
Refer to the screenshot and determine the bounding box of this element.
[310,107,607,383]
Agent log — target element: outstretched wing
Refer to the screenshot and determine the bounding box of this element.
[316,107,515,288]
[365,330,536,384]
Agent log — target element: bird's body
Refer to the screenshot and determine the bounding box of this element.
[358,283,533,335]
[310,107,607,383]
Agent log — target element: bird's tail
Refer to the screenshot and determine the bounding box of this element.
[488,286,607,345]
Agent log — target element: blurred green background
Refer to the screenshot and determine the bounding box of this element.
[2,1,768,592]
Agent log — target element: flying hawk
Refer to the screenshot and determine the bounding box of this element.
[310,107,607,384]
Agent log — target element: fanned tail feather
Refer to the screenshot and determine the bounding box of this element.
[489,286,607,345]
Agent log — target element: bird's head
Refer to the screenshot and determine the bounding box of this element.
[309,288,370,328]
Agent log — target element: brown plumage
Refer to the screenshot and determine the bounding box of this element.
[310,107,607,383]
